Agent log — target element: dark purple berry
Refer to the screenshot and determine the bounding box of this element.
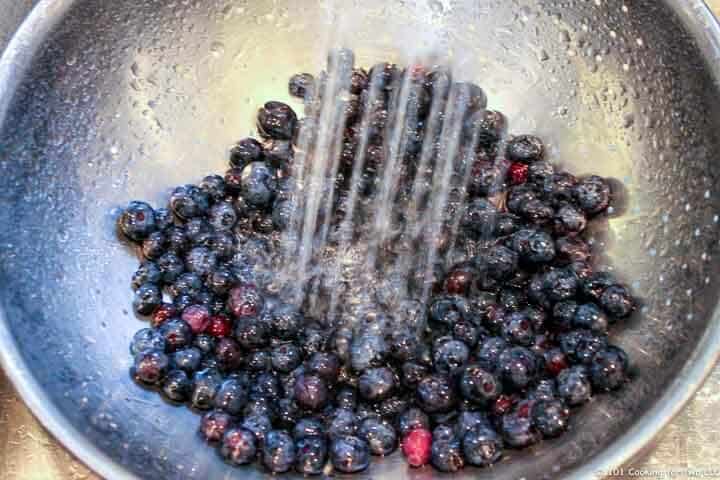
[118,201,157,242]
[221,428,257,465]
[133,349,169,384]
[506,135,544,163]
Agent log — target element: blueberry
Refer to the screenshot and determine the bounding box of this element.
[552,300,578,331]
[401,362,429,389]
[532,399,570,438]
[507,185,539,214]
[528,161,555,184]
[557,365,592,406]
[192,333,216,355]
[266,303,302,340]
[455,411,490,439]
[244,350,270,372]
[207,201,237,231]
[335,388,358,410]
[264,140,294,170]
[230,138,264,168]
[156,252,184,284]
[467,161,504,197]
[244,397,276,420]
[532,379,558,401]
[130,328,166,355]
[292,436,326,475]
[358,367,396,402]
[191,368,223,410]
[483,245,519,280]
[417,374,457,413]
[429,295,471,327]
[327,409,358,439]
[460,364,502,404]
[506,135,544,163]
[590,346,629,391]
[542,268,578,302]
[184,247,217,278]
[494,212,522,237]
[251,372,282,401]
[543,172,578,206]
[200,410,233,442]
[118,201,157,242]
[461,198,499,237]
[502,311,535,346]
[221,428,257,465]
[170,184,209,220]
[462,426,503,466]
[377,396,408,418]
[397,407,430,436]
[271,343,302,373]
[465,109,506,147]
[453,322,481,348]
[307,352,340,381]
[350,333,388,372]
[165,227,189,253]
[512,229,555,264]
[293,417,325,440]
[431,438,464,472]
[475,337,508,372]
[358,417,397,456]
[560,329,608,365]
[171,347,202,373]
[520,198,554,224]
[573,303,609,333]
[432,425,457,443]
[288,73,315,98]
[581,271,616,301]
[159,319,193,351]
[234,318,269,349]
[433,338,470,374]
[141,232,166,260]
[574,175,611,214]
[133,283,161,315]
[258,101,297,140]
[242,414,273,443]
[496,347,538,390]
[133,349,169,384]
[555,236,591,264]
[228,285,265,319]
[500,413,540,448]
[161,369,191,402]
[213,379,248,415]
[331,436,370,473]
[262,430,296,473]
[600,284,634,319]
[554,204,587,235]
[294,375,329,410]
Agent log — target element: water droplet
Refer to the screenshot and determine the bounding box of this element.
[210,41,225,58]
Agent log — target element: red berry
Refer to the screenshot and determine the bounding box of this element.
[545,351,569,376]
[493,394,515,416]
[182,305,210,334]
[401,428,432,468]
[509,162,529,185]
[152,303,177,327]
[444,268,474,295]
[516,399,535,418]
[206,315,232,338]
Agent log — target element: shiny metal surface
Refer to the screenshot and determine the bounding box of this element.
[2,1,720,479]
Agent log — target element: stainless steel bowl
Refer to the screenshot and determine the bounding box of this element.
[2,1,720,479]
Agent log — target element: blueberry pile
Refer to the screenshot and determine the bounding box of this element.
[118,51,635,475]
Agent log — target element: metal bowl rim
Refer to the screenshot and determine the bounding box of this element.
[1,1,719,478]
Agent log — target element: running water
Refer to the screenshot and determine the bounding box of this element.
[277,48,508,330]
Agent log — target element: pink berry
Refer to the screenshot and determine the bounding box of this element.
[401,428,432,468]
[151,303,177,328]
[182,305,210,334]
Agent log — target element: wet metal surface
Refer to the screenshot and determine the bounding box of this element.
[2,1,720,479]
